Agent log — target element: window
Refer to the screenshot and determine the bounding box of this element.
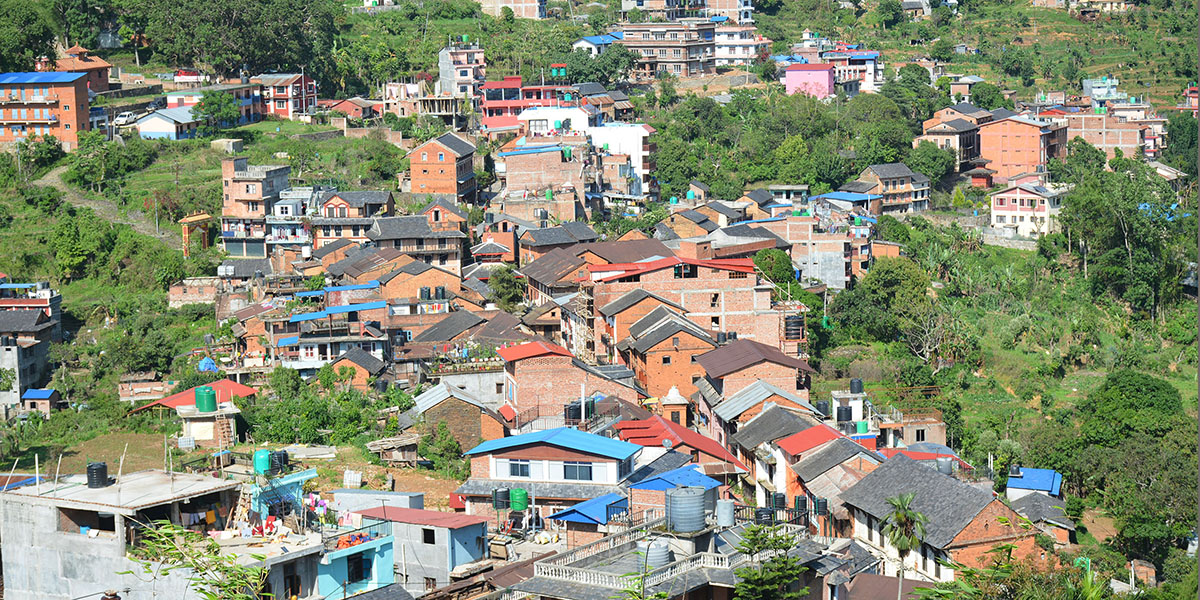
[432,210,440,222]
[346,553,370,584]
[496,382,504,394]
[915,428,926,442]
[438,153,445,162]
[922,545,929,571]
[275,100,286,109]
[672,336,680,347]
[425,578,437,591]
[671,411,680,424]
[728,271,748,279]
[867,515,875,543]
[423,528,436,544]
[563,462,593,481]
[935,555,942,578]
[710,293,719,308]
[509,460,530,478]
[996,215,1006,224]
[662,355,672,365]
[421,152,428,161]
[710,316,719,330]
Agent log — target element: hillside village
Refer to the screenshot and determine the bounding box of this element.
[0,0,1195,598]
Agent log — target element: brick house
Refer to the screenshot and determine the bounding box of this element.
[787,436,884,537]
[408,133,477,204]
[519,248,588,307]
[367,215,469,275]
[329,347,389,391]
[408,383,508,450]
[727,405,821,507]
[595,290,685,365]
[497,341,642,420]
[693,342,816,443]
[518,222,598,265]
[1041,107,1149,159]
[841,455,1048,583]
[218,157,291,258]
[923,102,993,128]
[914,118,980,172]
[616,306,716,399]
[977,114,1067,183]
[1009,492,1075,548]
[839,163,930,215]
[37,46,110,92]
[319,97,377,119]
[252,73,318,119]
[329,247,412,283]
[0,72,90,152]
[377,260,462,303]
[311,191,394,250]
[659,209,719,239]
[617,20,717,81]
[456,428,642,525]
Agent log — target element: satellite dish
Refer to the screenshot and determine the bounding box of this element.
[662,439,673,449]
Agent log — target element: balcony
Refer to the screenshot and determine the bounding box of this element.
[266,233,312,244]
[221,229,267,239]
[0,114,57,124]
[0,94,58,105]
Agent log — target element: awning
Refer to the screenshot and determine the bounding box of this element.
[548,493,628,525]
[277,336,300,347]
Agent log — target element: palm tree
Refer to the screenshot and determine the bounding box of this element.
[882,492,928,600]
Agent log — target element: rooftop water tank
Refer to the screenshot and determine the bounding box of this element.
[715,499,735,527]
[645,540,672,569]
[510,488,529,512]
[936,457,953,475]
[666,486,706,533]
[856,421,869,434]
[253,449,272,475]
[835,405,852,422]
[493,488,510,509]
[86,462,109,489]
[195,386,217,413]
[815,400,830,418]
[849,378,864,394]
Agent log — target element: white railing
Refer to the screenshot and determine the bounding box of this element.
[533,564,630,588]
[643,552,730,587]
[543,516,663,567]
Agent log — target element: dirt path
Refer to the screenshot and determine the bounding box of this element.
[33,165,179,244]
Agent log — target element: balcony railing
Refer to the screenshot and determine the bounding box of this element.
[0,94,58,105]
[322,522,391,551]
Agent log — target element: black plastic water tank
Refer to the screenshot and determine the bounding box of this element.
[87,462,109,489]
[493,488,510,509]
[850,378,864,394]
[836,405,852,422]
[773,492,787,509]
[815,400,830,418]
[795,496,808,513]
[784,315,804,340]
[754,507,774,524]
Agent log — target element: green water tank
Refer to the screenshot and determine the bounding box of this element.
[563,147,572,160]
[584,397,596,419]
[603,143,609,151]
[564,93,572,101]
[545,189,552,200]
[462,34,469,42]
[510,488,529,511]
[669,196,678,204]
[793,210,801,216]
[195,386,217,413]
[856,421,869,434]
[553,120,562,129]
[686,190,695,199]
[253,449,272,475]
[854,216,861,226]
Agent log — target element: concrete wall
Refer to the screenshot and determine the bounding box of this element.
[435,371,505,409]
[331,490,424,513]
[387,521,453,596]
[317,536,395,598]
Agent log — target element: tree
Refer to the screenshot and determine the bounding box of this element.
[999,47,1035,86]
[0,368,14,394]
[194,91,241,133]
[418,421,467,478]
[969,83,1013,111]
[656,75,678,106]
[0,0,55,73]
[876,0,903,28]
[907,141,955,184]
[488,265,524,311]
[882,493,927,600]
[123,520,268,600]
[564,45,639,87]
[831,257,929,341]
[1163,111,1197,177]
[754,248,795,285]
[733,525,809,600]
[500,5,515,24]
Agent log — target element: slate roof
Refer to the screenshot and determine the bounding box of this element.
[413,382,489,413]
[346,583,415,600]
[696,339,815,379]
[930,118,979,132]
[577,239,672,264]
[626,307,715,354]
[376,260,453,285]
[713,380,819,422]
[574,82,608,96]
[597,289,684,317]
[311,238,354,260]
[341,248,408,280]
[522,223,598,247]
[463,277,491,297]
[743,188,775,206]
[220,258,273,279]
[334,347,387,375]
[368,216,467,241]
[519,247,587,287]
[839,180,878,194]
[411,311,486,342]
[690,180,710,191]
[0,310,52,334]
[866,163,918,179]
[422,197,468,220]
[321,190,393,207]
[791,437,882,481]
[471,240,511,255]
[677,209,719,231]
[427,132,476,157]
[949,102,986,115]
[1010,492,1075,530]
[625,450,693,485]
[654,221,681,240]
[327,245,376,277]
[703,201,742,220]
[840,455,996,548]
[729,405,816,449]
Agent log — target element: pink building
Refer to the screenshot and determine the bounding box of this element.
[782,64,835,99]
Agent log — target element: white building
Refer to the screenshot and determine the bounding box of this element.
[714,25,771,66]
[988,178,1071,238]
[572,32,625,56]
[586,122,656,190]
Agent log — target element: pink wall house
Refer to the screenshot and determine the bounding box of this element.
[783,64,836,99]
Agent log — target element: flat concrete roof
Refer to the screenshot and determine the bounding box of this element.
[215,531,324,567]
[2,469,240,515]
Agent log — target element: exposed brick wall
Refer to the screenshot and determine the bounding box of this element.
[510,355,638,412]
[331,358,374,391]
[720,362,809,401]
[627,333,714,398]
[422,398,497,451]
[379,265,462,301]
[948,500,1045,569]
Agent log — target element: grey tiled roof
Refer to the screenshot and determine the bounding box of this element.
[428,132,476,157]
[703,201,740,219]
[729,405,815,450]
[0,310,51,334]
[653,221,681,241]
[412,311,486,343]
[713,380,819,423]
[1010,492,1075,531]
[791,437,882,482]
[596,289,683,317]
[866,163,918,179]
[320,190,392,207]
[743,188,774,206]
[220,258,273,279]
[462,277,491,297]
[311,238,354,259]
[690,180,710,191]
[347,583,415,600]
[518,247,586,287]
[522,223,597,247]
[932,118,979,132]
[989,108,1018,120]
[839,181,877,194]
[628,310,716,354]
[376,260,451,285]
[949,102,986,114]
[421,197,468,220]
[367,216,467,241]
[840,454,996,548]
[336,347,387,374]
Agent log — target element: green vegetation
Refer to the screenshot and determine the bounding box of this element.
[732,525,810,600]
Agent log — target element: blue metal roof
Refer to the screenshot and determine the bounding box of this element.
[548,493,628,524]
[465,427,641,460]
[1007,468,1062,496]
[814,191,882,202]
[580,33,621,45]
[277,335,300,347]
[21,388,55,400]
[294,290,324,298]
[0,72,87,84]
[325,281,381,292]
[0,475,43,491]
[498,146,564,157]
[627,465,721,491]
[326,301,387,315]
[290,311,327,323]
[0,283,36,289]
[709,15,729,21]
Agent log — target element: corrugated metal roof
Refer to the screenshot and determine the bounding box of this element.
[21,388,55,400]
[713,380,819,421]
[1006,467,1062,495]
[626,465,722,491]
[0,72,87,84]
[548,493,628,524]
[464,427,641,460]
[356,506,489,529]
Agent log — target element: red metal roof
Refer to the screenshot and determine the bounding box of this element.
[496,341,572,362]
[355,506,489,528]
[776,424,842,456]
[481,76,523,90]
[131,379,258,413]
[498,404,517,421]
[613,415,748,471]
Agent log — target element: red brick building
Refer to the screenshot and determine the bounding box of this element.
[978,114,1068,183]
[36,46,110,92]
[497,341,642,420]
[410,383,508,450]
[0,72,90,151]
[408,132,477,203]
[612,414,747,478]
[595,290,686,368]
[616,306,716,399]
[329,347,389,391]
[311,190,394,250]
[252,73,317,119]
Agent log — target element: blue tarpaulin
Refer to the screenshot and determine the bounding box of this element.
[628,465,721,491]
[197,357,218,372]
[277,336,300,347]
